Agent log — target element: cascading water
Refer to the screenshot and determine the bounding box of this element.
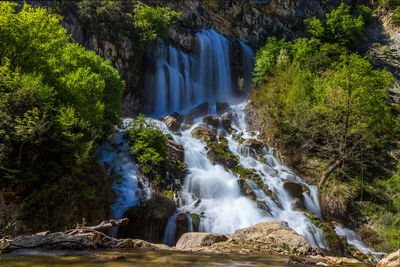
[145,29,233,116]
[99,28,377,254]
[239,40,255,91]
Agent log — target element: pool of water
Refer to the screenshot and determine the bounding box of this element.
[0,250,302,267]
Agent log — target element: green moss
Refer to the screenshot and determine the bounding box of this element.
[302,210,344,256]
[190,213,201,232]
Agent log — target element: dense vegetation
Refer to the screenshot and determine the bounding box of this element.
[377,0,400,26]
[0,2,125,232]
[126,115,168,187]
[252,3,399,252]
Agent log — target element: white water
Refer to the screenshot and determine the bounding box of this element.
[239,40,255,91]
[145,29,233,115]
[98,29,377,254]
[335,227,385,255]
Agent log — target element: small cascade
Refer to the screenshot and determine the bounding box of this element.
[163,213,179,247]
[187,214,194,232]
[239,40,255,91]
[95,120,152,220]
[335,227,385,255]
[145,29,233,116]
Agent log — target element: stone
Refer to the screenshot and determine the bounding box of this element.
[162,112,184,131]
[229,221,317,255]
[202,115,219,129]
[282,179,308,199]
[377,250,400,267]
[182,116,194,131]
[175,213,189,244]
[242,139,264,151]
[166,139,185,181]
[176,232,228,250]
[216,101,230,114]
[188,102,209,118]
[238,179,256,200]
[207,142,239,169]
[191,127,216,142]
[221,117,233,133]
[118,194,176,243]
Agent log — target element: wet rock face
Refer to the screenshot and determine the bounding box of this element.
[242,139,264,151]
[162,112,184,131]
[118,194,176,243]
[166,139,186,181]
[238,179,257,201]
[216,101,230,115]
[175,213,189,244]
[202,115,219,129]
[207,141,240,169]
[191,127,217,142]
[188,102,209,118]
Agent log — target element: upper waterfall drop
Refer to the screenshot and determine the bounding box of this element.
[144,29,233,116]
[239,40,255,91]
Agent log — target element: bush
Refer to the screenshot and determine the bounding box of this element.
[126,114,168,178]
[393,6,400,26]
[305,3,371,45]
[0,2,124,230]
[134,2,182,45]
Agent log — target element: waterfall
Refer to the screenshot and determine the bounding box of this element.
[239,40,255,91]
[163,213,179,247]
[145,30,233,116]
[100,28,377,255]
[335,227,385,255]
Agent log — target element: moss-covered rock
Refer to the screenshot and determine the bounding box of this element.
[206,140,239,169]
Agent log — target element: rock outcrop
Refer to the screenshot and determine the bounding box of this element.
[377,250,400,267]
[191,127,217,142]
[176,221,321,256]
[162,113,184,131]
[176,232,228,250]
[118,194,176,243]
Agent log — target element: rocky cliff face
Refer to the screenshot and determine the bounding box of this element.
[52,0,353,117]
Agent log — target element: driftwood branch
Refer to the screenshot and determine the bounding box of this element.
[66,218,129,235]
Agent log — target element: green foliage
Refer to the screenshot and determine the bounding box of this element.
[0,2,124,230]
[393,6,400,26]
[126,115,168,183]
[305,3,371,45]
[133,2,182,44]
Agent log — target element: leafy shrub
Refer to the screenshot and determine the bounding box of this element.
[126,114,168,176]
[393,6,400,26]
[134,2,182,44]
[0,2,124,230]
[305,3,371,45]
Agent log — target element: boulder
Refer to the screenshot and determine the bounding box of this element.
[229,221,318,255]
[188,102,209,118]
[216,101,230,115]
[202,115,219,129]
[175,213,189,244]
[207,142,239,169]
[221,117,233,133]
[238,179,256,200]
[182,116,194,130]
[161,112,184,131]
[191,127,216,142]
[176,232,228,250]
[166,139,185,181]
[242,139,264,151]
[282,179,308,199]
[118,194,176,243]
[377,250,399,267]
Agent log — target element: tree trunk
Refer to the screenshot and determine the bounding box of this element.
[318,159,342,188]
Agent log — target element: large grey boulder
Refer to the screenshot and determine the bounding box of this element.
[176,232,228,250]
